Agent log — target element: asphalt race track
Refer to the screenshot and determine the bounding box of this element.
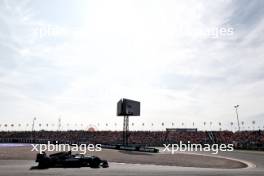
[0,150,263,176]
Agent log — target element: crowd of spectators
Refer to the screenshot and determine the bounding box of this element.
[0,130,263,149]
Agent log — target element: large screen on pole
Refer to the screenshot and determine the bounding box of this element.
[117,98,140,116]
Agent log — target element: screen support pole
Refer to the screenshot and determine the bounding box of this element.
[123,115,129,146]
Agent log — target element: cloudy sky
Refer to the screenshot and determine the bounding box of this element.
[0,0,264,131]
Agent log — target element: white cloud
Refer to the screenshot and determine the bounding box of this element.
[0,0,264,131]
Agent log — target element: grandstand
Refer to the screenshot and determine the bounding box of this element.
[0,130,263,151]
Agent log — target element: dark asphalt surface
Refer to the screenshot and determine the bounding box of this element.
[0,150,263,176]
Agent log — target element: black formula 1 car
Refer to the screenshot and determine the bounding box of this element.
[35,151,109,169]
